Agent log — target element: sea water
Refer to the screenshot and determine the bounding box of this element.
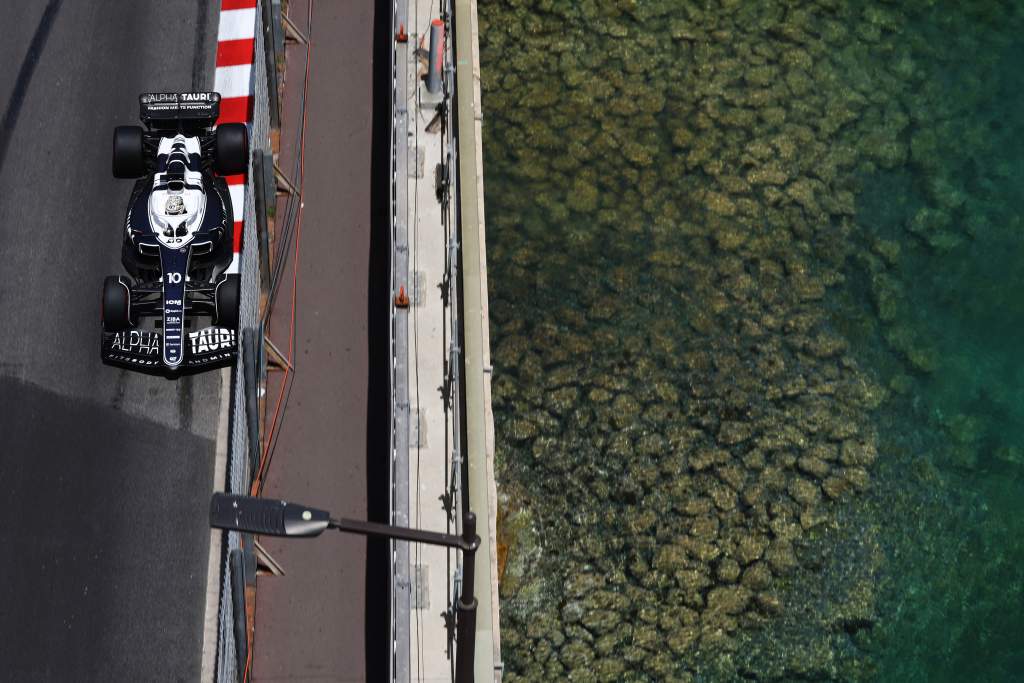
[480,1,1024,680]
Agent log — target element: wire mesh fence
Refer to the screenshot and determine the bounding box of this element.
[216,1,273,680]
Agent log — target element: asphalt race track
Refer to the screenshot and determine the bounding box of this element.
[0,2,223,680]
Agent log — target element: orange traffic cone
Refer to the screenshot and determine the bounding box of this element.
[395,23,408,43]
[395,285,410,308]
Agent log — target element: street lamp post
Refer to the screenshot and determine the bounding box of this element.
[209,493,481,682]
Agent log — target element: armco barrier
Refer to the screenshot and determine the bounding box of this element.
[214,0,276,681]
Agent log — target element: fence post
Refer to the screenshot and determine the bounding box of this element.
[426,19,444,94]
[229,549,248,681]
[252,151,272,291]
[243,327,260,478]
[454,512,478,683]
[270,0,284,56]
[261,0,281,129]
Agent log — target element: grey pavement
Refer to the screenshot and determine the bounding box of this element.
[0,2,223,680]
[251,1,383,681]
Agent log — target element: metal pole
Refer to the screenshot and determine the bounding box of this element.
[426,19,444,94]
[333,513,479,681]
[252,152,272,292]
[261,0,280,129]
[330,516,477,552]
[229,549,248,681]
[208,494,485,680]
[242,328,260,478]
[454,512,477,683]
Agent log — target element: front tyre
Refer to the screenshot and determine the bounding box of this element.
[215,123,249,176]
[102,276,132,331]
[215,275,240,329]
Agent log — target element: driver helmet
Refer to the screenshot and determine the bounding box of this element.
[165,195,186,215]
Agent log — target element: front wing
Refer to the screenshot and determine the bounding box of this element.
[101,326,237,376]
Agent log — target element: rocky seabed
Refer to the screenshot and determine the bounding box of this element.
[480,0,1024,680]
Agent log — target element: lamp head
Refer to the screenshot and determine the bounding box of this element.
[209,493,330,537]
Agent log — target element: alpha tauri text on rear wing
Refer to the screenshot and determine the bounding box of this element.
[139,92,221,130]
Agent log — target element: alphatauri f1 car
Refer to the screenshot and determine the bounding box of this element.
[101,92,247,376]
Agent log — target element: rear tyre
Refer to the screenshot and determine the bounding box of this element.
[215,123,249,176]
[215,275,240,329]
[102,276,132,331]
[112,126,146,178]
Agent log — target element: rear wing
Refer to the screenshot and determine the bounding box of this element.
[139,92,220,130]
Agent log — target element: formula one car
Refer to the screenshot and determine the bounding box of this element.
[101,92,247,376]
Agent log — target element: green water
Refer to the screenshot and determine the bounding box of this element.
[479,0,1024,680]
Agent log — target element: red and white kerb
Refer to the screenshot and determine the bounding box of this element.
[215,0,258,274]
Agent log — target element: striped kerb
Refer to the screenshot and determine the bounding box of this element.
[214,0,258,273]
